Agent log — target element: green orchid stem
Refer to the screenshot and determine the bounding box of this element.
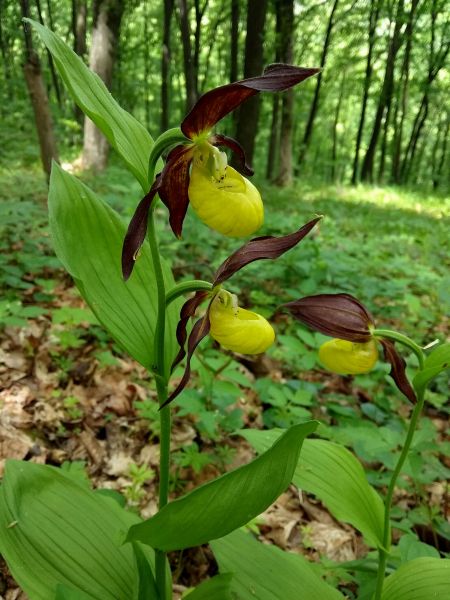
[148,127,190,185]
[374,386,426,600]
[165,280,212,306]
[373,328,425,369]
[148,207,171,600]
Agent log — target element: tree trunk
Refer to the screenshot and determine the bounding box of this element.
[161,0,174,132]
[20,0,59,180]
[177,0,197,112]
[82,0,124,172]
[361,0,404,182]
[391,0,419,183]
[35,0,62,106]
[433,115,449,190]
[232,0,268,168]
[297,0,339,171]
[230,0,239,83]
[72,0,87,57]
[331,70,345,181]
[400,0,449,182]
[193,0,208,95]
[378,91,393,181]
[266,0,282,180]
[351,0,380,184]
[274,0,295,187]
[0,0,12,101]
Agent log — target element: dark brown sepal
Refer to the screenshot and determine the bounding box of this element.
[172,290,210,371]
[122,181,160,281]
[283,293,374,343]
[181,64,320,138]
[380,338,417,404]
[161,312,211,409]
[158,144,194,238]
[210,134,254,176]
[213,217,321,286]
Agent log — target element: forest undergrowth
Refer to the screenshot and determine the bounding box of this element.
[0,159,449,598]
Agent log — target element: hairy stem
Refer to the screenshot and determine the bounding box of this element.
[148,207,171,599]
[165,279,212,306]
[373,328,425,369]
[374,387,426,599]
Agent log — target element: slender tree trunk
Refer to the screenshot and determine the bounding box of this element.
[331,70,345,181]
[378,93,393,181]
[400,0,449,182]
[82,0,124,172]
[391,0,419,183]
[193,0,208,95]
[266,0,282,180]
[72,0,87,56]
[20,0,59,180]
[351,0,380,184]
[230,0,239,83]
[361,0,404,182]
[71,0,87,124]
[35,0,61,106]
[274,0,295,187]
[161,0,174,132]
[0,0,12,101]
[177,0,197,111]
[232,0,268,167]
[433,116,449,190]
[297,0,339,171]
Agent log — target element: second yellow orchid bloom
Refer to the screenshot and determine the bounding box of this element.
[209,291,275,354]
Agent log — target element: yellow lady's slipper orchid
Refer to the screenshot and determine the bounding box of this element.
[209,291,275,354]
[188,147,264,237]
[318,338,378,375]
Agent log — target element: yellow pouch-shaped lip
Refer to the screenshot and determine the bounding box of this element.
[319,338,378,375]
[209,293,275,354]
[188,163,264,237]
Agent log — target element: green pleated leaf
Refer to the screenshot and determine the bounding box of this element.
[413,342,450,392]
[27,19,152,190]
[126,421,318,551]
[55,584,95,599]
[49,163,179,373]
[184,574,234,599]
[240,430,384,548]
[0,460,158,600]
[381,558,450,600]
[211,529,344,600]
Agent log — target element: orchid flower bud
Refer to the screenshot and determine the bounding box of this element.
[188,146,263,237]
[318,338,379,375]
[209,290,275,354]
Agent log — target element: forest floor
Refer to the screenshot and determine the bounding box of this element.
[0,160,449,598]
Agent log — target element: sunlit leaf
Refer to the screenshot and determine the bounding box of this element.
[184,574,233,599]
[381,557,450,599]
[240,430,384,547]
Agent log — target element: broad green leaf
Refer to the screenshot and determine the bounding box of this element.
[49,164,179,373]
[0,460,157,600]
[132,543,159,600]
[413,342,450,392]
[184,574,233,599]
[126,421,318,550]
[211,529,344,600]
[27,20,153,190]
[240,430,384,548]
[55,584,94,599]
[381,558,450,600]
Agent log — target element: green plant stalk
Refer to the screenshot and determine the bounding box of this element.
[148,207,171,600]
[374,387,426,600]
[373,328,425,369]
[166,280,212,306]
